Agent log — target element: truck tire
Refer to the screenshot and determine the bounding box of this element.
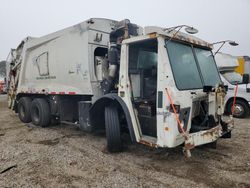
[105,105,122,152]
[31,98,51,127]
[227,99,250,118]
[18,97,32,123]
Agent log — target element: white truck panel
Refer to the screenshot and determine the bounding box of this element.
[17,18,116,96]
[215,52,239,71]
[18,31,92,94]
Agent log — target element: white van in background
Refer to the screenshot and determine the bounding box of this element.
[215,53,250,118]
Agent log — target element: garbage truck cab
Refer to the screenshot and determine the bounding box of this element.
[112,26,233,155]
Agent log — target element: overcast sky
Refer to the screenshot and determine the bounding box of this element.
[0,0,249,60]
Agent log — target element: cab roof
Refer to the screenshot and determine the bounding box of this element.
[144,26,213,49]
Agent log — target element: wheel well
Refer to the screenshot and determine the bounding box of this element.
[225,97,249,112]
[89,98,122,130]
[89,95,136,142]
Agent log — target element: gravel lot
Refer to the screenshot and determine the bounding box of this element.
[0,95,250,188]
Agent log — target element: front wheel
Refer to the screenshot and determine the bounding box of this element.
[227,99,250,118]
[105,105,122,152]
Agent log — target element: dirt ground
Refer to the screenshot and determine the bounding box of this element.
[0,95,250,188]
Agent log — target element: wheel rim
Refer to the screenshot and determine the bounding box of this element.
[233,104,244,116]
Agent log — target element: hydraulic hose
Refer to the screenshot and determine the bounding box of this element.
[165,88,187,139]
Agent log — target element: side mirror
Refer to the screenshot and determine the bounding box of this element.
[242,74,250,84]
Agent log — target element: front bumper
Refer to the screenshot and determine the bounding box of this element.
[184,122,233,156]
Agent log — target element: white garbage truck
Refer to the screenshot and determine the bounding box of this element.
[7,18,233,156]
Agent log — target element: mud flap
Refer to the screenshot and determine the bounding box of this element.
[221,130,231,138]
[79,101,92,132]
[220,120,232,138]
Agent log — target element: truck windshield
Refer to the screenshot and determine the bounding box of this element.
[221,72,242,85]
[166,41,221,90]
[194,48,221,86]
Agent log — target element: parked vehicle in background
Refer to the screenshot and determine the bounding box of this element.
[235,56,250,75]
[215,52,250,118]
[0,79,7,94]
[7,18,233,156]
[0,80,4,93]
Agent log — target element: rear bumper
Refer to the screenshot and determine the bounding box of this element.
[184,123,233,151]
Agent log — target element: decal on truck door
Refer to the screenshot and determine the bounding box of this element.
[35,52,49,76]
[34,52,49,76]
[34,52,56,80]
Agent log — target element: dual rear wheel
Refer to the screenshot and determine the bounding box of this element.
[18,97,51,127]
[18,97,32,123]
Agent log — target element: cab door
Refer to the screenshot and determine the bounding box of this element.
[128,38,158,138]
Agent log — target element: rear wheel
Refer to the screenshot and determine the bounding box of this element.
[18,97,32,123]
[31,98,51,127]
[105,105,122,152]
[227,99,250,118]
